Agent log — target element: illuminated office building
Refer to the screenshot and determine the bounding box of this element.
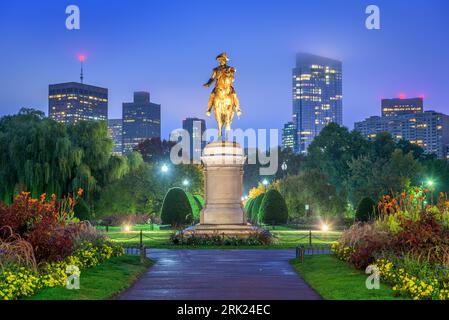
[122,91,161,154]
[292,53,343,153]
[282,121,296,151]
[48,82,108,124]
[355,97,449,159]
[381,97,423,117]
[108,119,123,156]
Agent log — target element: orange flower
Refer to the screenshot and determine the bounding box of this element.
[68,197,73,206]
[440,192,445,198]
[401,192,406,199]
[423,188,428,193]
[77,188,84,197]
[415,187,420,193]
[410,195,414,201]
[51,193,57,200]
[40,193,46,202]
[385,195,391,201]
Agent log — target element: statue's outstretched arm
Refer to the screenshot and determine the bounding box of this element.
[203,70,217,88]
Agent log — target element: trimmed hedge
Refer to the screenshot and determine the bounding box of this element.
[186,192,201,221]
[161,188,193,226]
[260,189,288,224]
[245,198,255,222]
[194,195,205,209]
[356,197,377,222]
[251,194,265,224]
[244,198,254,222]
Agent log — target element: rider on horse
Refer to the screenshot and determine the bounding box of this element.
[203,52,241,140]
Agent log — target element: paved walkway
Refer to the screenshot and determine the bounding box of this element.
[118,249,321,300]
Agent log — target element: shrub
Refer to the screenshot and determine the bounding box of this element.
[356,197,376,222]
[244,198,253,211]
[0,192,76,262]
[260,189,288,225]
[194,195,205,208]
[244,198,254,221]
[251,194,265,224]
[336,222,390,268]
[160,188,193,226]
[74,198,91,221]
[186,192,201,221]
[390,212,449,265]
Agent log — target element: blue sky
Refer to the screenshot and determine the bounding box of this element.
[1,0,448,139]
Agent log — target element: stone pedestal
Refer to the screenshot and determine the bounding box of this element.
[184,141,255,236]
[201,141,246,225]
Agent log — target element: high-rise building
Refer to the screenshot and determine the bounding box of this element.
[282,121,296,151]
[108,119,123,156]
[292,53,343,153]
[122,91,161,154]
[381,97,423,117]
[182,117,206,162]
[48,82,108,124]
[355,97,449,159]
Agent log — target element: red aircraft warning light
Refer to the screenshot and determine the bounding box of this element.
[78,54,86,62]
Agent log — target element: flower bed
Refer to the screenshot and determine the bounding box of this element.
[170,229,273,246]
[0,192,124,300]
[0,242,123,300]
[332,188,449,300]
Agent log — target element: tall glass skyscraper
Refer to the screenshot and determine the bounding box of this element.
[292,53,343,153]
[122,91,161,154]
[48,82,108,124]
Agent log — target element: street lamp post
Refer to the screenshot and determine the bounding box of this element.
[281,161,288,179]
[161,164,170,193]
[280,161,288,199]
[427,180,435,205]
[183,179,190,192]
[262,179,269,192]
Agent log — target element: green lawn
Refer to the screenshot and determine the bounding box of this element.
[105,229,341,249]
[28,255,152,300]
[291,255,403,300]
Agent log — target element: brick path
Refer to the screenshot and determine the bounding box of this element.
[118,249,321,300]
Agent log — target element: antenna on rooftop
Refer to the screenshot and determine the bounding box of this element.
[78,54,86,83]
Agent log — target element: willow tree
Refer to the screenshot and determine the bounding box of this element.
[0,108,129,205]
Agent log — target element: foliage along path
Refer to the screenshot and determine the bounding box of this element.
[118,249,321,300]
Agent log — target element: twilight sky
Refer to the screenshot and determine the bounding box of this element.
[1,0,448,140]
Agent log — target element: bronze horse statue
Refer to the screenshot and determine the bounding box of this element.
[204,52,241,141]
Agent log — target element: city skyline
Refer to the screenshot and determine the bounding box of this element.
[1,0,449,141]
